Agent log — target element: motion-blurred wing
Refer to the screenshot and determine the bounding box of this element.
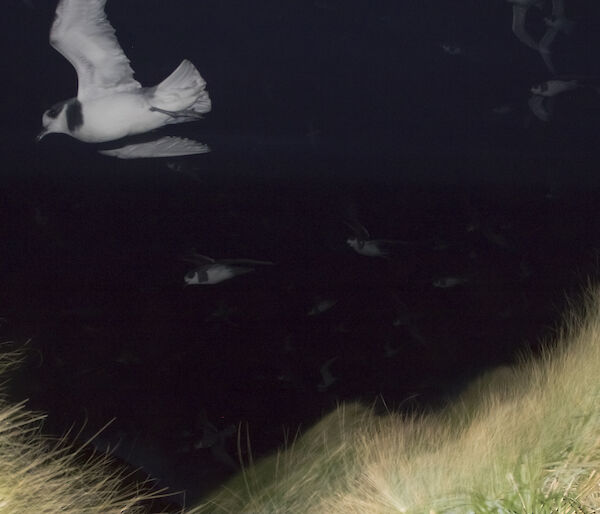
[539,26,560,52]
[218,259,274,266]
[343,220,370,241]
[538,38,557,74]
[372,238,422,248]
[181,253,215,265]
[511,5,539,50]
[99,136,210,159]
[50,0,141,101]
[528,95,554,122]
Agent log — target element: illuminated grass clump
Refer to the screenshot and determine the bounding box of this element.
[193,287,600,513]
[4,286,600,513]
[0,345,171,514]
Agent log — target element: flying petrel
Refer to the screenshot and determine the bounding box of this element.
[37,0,211,158]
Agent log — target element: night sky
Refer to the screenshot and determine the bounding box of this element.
[2,0,600,506]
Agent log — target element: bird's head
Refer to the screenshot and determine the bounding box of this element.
[184,270,200,286]
[37,101,69,141]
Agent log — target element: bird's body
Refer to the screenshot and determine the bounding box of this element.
[308,297,338,316]
[59,93,160,142]
[185,265,253,286]
[528,77,600,122]
[432,276,469,289]
[347,238,395,258]
[531,79,580,97]
[38,0,211,158]
[441,43,462,56]
[317,357,338,392]
[344,220,417,258]
[183,253,274,286]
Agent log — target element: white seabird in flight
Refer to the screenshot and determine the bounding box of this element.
[531,78,581,97]
[345,220,418,258]
[440,43,462,56]
[182,253,274,285]
[528,77,600,121]
[37,0,211,158]
[317,357,338,392]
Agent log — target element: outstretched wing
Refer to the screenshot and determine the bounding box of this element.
[538,32,558,74]
[218,259,274,266]
[511,5,539,51]
[528,94,554,122]
[217,259,275,266]
[539,0,573,74]
[50,0,141,101]
[98,136,210,159]
[343,220,370,241]
[181,252,215,265]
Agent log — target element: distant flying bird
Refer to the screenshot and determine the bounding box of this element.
[440,43,462,56]
[317,357,338,392]
[383,340,401,358]
[483,102,533,127]
[527,95,555,121]
[308,297,338,316]
[37,0,211,158]
[183,253,274,285]
[531,78,581,97]
[193,420,235,452]
[508,0,574,74]
[439,41,485,66]
[391,296,411,327]
[178,411,237,470]
[519,258,534,280]
[164,159,203,184]
[466,208,516,251]
[432,275,470,289]
[490,103,515,117]
[314,0,335,11]
[282,335,295,354]
[345,221,416,258]
[528,77,599,121]
[205,300,239,325]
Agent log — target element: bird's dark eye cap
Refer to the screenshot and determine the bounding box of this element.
[46,101,66,119]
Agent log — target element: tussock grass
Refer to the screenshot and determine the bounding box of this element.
[0,343,175,514]
[193,286,600,513]
[3,284,600,513]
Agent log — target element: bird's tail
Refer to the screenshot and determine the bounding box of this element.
[152,59,211,117]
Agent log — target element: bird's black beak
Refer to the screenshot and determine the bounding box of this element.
[35,129,48,142]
